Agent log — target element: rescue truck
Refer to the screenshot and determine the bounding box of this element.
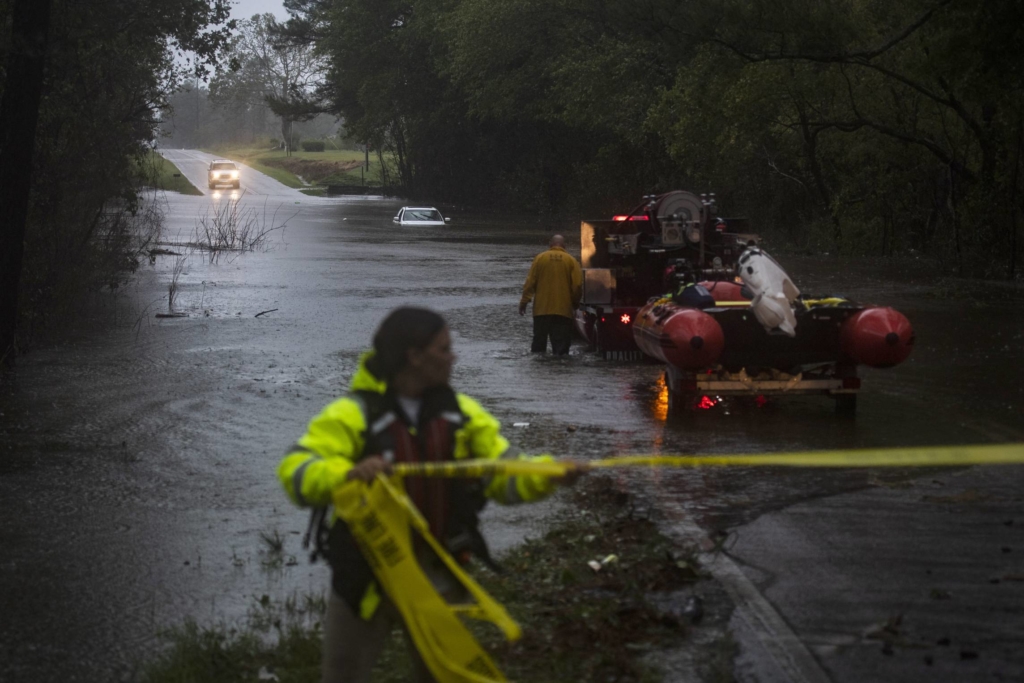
[575,191,914,415]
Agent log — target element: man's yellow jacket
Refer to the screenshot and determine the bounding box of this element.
[519,246,583,318]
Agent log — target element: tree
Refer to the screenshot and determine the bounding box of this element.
[280,0,1023,272]
[0,0,51,365]
[663,0,1024,269]
[209,14,327,154]
[0,0,234,365]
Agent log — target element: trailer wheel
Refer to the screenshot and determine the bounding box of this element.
[835,394,857,417]
[665,373,686,417]
[594,325,608,359]
[667,387,680,416]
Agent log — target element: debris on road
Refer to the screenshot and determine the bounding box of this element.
[681,595,704,625]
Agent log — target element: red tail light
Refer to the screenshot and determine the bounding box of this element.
[620,313,631,324]
[697,395,718,410]
[612,215,650,221]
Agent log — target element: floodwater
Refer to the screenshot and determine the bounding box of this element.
[2,158,1024,682]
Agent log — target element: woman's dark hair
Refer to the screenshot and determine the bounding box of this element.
[366,307,447,380]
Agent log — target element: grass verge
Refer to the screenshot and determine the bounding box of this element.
[142,477,708,683]
[143,151,202,195]
[207,144,387,189]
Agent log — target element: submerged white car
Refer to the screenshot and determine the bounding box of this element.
[393,207,450,226]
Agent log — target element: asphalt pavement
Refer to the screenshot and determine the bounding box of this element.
[158,148,310,198]
[726,456,1024,682]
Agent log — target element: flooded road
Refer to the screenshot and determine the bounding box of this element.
[2,161,1023,682]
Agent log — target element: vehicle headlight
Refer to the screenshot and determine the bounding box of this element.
[230,171,238,178]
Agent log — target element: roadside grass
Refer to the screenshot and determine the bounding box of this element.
[143,151,202,195]
[205,147,304,189]
[142,477,706,683]
[143,594,324,683]
[207,144,387,189]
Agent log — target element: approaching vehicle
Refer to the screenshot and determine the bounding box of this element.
[393,207,450,227]
[208,160,240,189]
[576,190,914,415]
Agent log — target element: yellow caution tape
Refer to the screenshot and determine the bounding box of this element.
[341,441,1023,681]
[334,476,519,683]
[591,443,1024,469]
[393,459,571,479]
[802,297,849,307]
[392,443,1024,478]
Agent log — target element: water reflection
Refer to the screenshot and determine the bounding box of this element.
[209,189,242,201]
[651,373,669,422]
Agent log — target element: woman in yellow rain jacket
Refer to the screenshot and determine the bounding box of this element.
[278,307,567,683]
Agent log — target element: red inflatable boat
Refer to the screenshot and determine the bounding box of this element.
[575,191,915,415]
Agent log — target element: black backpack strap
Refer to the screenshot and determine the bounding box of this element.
[303,505,330,563]
[303,389,387,563]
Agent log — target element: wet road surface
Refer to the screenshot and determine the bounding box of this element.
[2,154,1024,681]
[159,148,311,199]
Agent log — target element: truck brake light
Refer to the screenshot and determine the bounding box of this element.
[697,395,718,409]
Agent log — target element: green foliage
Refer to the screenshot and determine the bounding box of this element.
[301,140,326,152]
[142,151,203,195]
[207,145,382,187]
[652,0,1024,272]
[0,0,234,347]
[282,0,1024,274]
[143,594,325,683]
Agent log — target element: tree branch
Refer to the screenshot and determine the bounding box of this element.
[704,0,958,64]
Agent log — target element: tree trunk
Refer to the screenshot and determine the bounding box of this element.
[797,108,842,247]
[948,164,963,275]
[1009,116,1022,279]
[280,117,291,156]
[0,0,52,366]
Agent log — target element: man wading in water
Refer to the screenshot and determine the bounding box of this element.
[278,307,584,682]
[519,234,583,355]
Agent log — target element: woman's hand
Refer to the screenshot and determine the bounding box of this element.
[346,455,391,482]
